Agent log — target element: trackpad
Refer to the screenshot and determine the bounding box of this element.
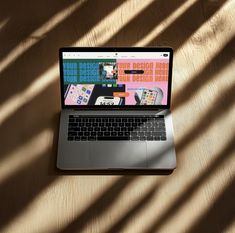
[89,142,147,168]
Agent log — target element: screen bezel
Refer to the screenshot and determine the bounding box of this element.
[59,47,173,110]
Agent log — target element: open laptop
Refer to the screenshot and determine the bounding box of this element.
[57,47,176,170]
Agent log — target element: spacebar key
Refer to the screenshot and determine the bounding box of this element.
[97,136,129,140]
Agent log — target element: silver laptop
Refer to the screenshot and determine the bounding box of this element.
[57,47,176,170]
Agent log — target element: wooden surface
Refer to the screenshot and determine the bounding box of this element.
[0,0,235,232]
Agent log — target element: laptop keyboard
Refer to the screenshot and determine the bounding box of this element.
[67,115,166,141]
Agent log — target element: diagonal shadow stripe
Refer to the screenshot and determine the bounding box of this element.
[103,181,160,233]
[146,0,228,48]
[186,177,235,233]
[0,145,59,230]
[56,176,137,233]
[143,136,235,233]
[0,80,59,161]
[0,0,126,105]
[0,0,78,61]
[0,105,60,230]
[177,82,235,153]
[103,0,187,46]
[172,35,235,111]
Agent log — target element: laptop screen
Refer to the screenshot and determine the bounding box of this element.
[60,48,172,109]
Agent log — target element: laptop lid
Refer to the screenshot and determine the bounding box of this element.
[59,47,173,110]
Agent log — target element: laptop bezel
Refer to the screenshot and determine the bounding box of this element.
[59,47,173,110]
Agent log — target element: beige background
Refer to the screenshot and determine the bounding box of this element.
[0,0,235,232]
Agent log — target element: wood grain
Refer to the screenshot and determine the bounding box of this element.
[0,0,234,233]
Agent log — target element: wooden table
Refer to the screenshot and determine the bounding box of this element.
[0,0,234,232]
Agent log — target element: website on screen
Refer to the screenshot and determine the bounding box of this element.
[62,52,170,106]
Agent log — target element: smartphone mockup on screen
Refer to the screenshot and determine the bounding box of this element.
[95,96,121,105]
[64,84,94,105]
[140,89,158,105]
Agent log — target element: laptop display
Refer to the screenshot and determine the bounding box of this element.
[60,48,172,108]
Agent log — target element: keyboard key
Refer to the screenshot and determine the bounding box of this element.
[132,123,137,127]
[68,127,76,131]
[118,132,124,136]
[69,123,77,127]
[68,132,77,136]
[91,132,97,136]
[97,132,103,136]
[130,132,138,136]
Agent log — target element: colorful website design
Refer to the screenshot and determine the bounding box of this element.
[62,52,170,106]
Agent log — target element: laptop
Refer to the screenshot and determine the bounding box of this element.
[57,47,176,170]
